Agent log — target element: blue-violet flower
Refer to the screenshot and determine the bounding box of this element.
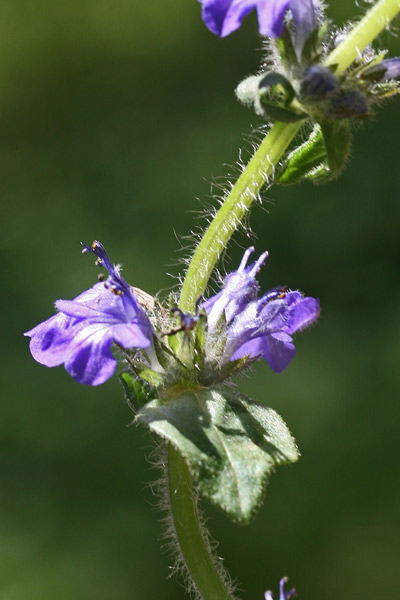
[25,241,153,386]
[364,57,400,81]
[265,576,296,600]
[202,246,268,331]
[203,248,320,373]
[198,0,317,54]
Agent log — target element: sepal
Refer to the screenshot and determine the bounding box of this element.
[318,119,352,182]
[236,73,307,123]
[137,388,299,523]
[276,124,326,184]
[258,73,307,122]
[274,25,298,71]
[277,120,352,184]
[120,372,154,410]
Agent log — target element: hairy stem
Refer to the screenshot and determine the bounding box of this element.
[166,2,400,600]
[167,445,235,600]
[178,121,301,313]
[325,0,400,74]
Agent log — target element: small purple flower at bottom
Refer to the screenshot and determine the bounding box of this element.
[25,241,153,386]
[265,576,296,600]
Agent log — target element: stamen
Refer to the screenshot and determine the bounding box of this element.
[276,286,288,300]
[248,250,269,277]
[82,240,139,313]
[168,306,201,338]
[259,286,288,305]
[238,246,255,271]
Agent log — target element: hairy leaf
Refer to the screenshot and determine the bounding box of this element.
[137,388,299,523]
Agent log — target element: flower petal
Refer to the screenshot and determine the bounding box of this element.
[285,296,320,332]
[202,248,267,330]
[24,313,76,367]
[200,0,257,37]
[112,322,152,348]
[366,57,400,80]
[63,323,117,385]
[290,0,317,56]
[257,0,290,37]
[230,330,295,372]
[55,296,123,321]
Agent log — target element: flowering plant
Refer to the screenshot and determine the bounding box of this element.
[24,0,400,598]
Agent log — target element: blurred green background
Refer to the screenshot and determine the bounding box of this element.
[1,1,400,598]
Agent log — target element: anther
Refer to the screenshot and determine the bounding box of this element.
[98,273,105,282]
[276,286,288,299]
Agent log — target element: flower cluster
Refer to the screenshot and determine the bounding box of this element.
[199,0,400,183]
[25,243,319,389]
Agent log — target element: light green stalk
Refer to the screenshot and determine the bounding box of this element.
[325,0,400,74]
[166,2,400,599]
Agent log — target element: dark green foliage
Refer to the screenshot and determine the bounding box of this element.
[137,388,299,523]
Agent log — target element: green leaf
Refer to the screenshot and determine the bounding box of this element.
[137,388,299,524]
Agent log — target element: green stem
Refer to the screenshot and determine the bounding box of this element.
[167,445,234,600]
[166,2,400,599]
[325,0,400,74]
[179,121,301,312]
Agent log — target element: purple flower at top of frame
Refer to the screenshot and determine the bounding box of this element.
[203,248,320,373]
[265,576,296,600]
[25,241,153,386]
[198,0,317,55]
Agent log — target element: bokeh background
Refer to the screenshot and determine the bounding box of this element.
[1,1,400,598]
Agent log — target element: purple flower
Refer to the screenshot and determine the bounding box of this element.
[199,0,317,53]
[25,241,153,386]
[364,57,400,81]
[203,249,320,373]
[265,576,296,600]
[202,247,268,331]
